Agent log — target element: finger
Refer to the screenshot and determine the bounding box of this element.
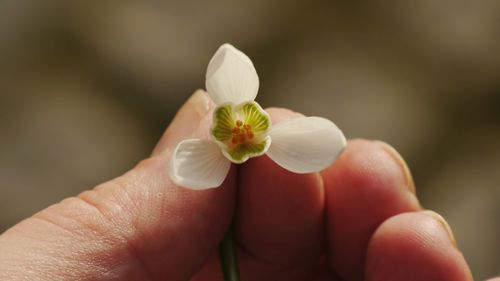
[0,90,236,281]
[236,108,325,280]
[365,211,473,281]
[322,139,421,280]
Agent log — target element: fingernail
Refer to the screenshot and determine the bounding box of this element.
[151,89,212,155]
[375,141,416,195]
[171,90,211,139]
[187,89,212,118]
[423,210,458,248]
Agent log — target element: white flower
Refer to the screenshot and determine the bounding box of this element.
[170,44,346,189]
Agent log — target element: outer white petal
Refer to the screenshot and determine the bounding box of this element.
[206,43,259,105]
[170,139,231,189]
[266,117,346,173]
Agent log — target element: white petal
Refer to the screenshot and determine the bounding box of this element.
[267,117,346,173]
[170,139,231,189]
[205,43,259,105]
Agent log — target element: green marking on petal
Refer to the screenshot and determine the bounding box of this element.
[212,104,235,142]
[226,137,271,163]
[237,102,270,135]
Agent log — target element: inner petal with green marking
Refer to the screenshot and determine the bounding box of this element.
[211,101,271,163]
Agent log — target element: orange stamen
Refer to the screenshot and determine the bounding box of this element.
[230,121,256,145]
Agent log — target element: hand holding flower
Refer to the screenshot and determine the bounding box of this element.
[0,46,474,281]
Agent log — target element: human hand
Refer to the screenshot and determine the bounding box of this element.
[0,90,476,281]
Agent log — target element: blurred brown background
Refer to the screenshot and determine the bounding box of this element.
[1,0,499,279]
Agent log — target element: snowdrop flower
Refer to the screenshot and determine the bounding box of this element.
[170,44,346,189]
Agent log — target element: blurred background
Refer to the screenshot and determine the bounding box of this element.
[0,0,499,279]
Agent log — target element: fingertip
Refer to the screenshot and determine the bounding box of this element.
[323,139,417,198]
[323,139,421,280]
[152,89,214,156]
[374,140,416,195]
[421,210,457,248]
[366,211,473,281]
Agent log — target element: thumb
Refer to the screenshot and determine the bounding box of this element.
[0,90,236,281]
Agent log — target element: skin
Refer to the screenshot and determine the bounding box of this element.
[0,90,481,280]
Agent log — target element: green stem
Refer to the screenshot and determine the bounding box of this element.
[219,226,240,281]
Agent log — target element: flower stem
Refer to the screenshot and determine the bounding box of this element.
[219,225,240,281]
